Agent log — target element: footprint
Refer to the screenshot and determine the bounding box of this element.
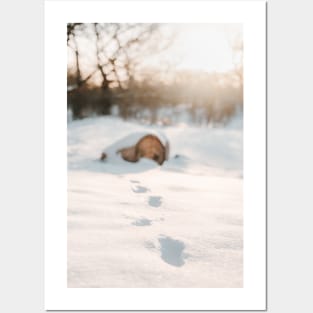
[158,235,186,267]
[132,218,152,226]
[131,185,149,193]
[144,241,156,250]
[148,196,162,207]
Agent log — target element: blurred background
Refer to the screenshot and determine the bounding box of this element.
[67,23,243,126]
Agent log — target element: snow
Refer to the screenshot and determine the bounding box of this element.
[67,115,243,288]
[67,84,78,92]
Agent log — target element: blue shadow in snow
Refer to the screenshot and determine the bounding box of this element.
[158,235,186,267]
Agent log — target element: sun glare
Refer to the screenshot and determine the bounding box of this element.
[164,24,242,73]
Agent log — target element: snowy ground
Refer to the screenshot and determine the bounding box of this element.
[67,115,243,288]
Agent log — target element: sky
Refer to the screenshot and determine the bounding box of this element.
[160,23,242,73]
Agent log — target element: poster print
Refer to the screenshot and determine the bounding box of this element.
[45,1,266,310]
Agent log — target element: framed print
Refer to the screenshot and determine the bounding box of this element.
[45,0,266,310]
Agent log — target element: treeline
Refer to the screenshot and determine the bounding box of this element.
[67,23,243,125]
[68,68,243,125]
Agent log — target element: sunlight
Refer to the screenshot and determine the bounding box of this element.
[163,24,242,73]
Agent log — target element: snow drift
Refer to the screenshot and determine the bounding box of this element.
[67,115,243,287]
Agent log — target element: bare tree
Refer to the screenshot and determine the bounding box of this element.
[67,23,172,118]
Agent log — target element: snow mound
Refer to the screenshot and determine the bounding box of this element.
[102,130,169,160]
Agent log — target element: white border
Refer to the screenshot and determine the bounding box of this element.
[45,1,266,310]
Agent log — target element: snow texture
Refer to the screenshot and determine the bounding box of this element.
[67,115,243,288]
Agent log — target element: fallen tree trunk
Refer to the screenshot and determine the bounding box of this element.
[100,132,170,165]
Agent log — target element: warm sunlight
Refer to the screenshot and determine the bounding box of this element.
[161,23,242,73]
[67,23,243,124]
